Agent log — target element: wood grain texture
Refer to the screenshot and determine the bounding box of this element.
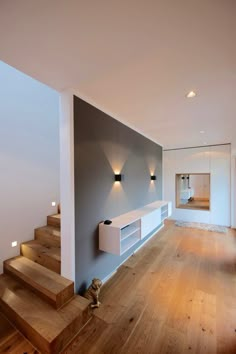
[35,225,61,248]
[47,214,61,228]
[64,220,236,354]
[0,274,91,354]
[21,240,61,274]
[4,256,73,309]
[0,312,39,353]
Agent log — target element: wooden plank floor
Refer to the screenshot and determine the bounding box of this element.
[63,220,236,354]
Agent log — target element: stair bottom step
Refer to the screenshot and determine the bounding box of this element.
[0,274,91,354]
[4,256,74,309]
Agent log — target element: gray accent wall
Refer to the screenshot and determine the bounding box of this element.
[74,95,162,292]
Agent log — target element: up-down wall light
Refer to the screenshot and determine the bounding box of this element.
[114,174,122,182]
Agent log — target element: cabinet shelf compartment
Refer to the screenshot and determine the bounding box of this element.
[121,232,140,255]
[161,205,168,213]
[161,210,168,221]
[121,220,140,241]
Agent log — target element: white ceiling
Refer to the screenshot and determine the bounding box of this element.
[0,0,235,149]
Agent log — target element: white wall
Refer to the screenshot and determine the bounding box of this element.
[164,145,231,226]
[189,174,210,199]
[59,90,75,282]
[0,61,60,273]
[231,143,236,228]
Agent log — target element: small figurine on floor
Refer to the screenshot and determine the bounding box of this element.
[84,278,102,308]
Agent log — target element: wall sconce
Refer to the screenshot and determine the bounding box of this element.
[181,176,185,180]
[114,174,122,182]
[151,175,156,180]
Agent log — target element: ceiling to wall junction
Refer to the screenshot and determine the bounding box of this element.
[0,0,235,149]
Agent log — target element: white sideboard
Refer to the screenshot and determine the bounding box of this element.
[99,200,172,255]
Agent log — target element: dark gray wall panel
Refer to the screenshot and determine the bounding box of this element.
[74,95,162,292]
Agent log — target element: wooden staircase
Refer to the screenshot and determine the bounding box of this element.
[21,214,61,274]
[0,213,92,354]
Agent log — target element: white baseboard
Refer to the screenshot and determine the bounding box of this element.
[102,270,117,284]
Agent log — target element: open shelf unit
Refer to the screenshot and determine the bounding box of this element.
[161,204,169,221]
[121,222,140,241]
[121,232,140,254]
[99,200,171,256]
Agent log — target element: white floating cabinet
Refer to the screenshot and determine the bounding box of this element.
[99,200,171,256]
[99,219,141,256]
[141,209,161,239]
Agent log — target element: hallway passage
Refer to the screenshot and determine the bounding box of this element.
[64,220,236,354]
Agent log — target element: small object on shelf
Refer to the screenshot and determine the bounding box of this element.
[104,220,112,225]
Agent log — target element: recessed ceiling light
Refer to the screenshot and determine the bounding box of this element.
[200,130,205,134]
[186,91,196,98]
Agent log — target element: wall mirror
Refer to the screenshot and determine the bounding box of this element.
[176,173,210,211]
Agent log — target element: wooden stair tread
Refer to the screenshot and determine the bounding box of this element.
[51,214,61,220]
[21,240,61,274]
[21,240,61,261]
[4,256,73,308]
[35,225,61,249]
[47,214,61,227]
[0,312,39,353]
[35,225,61,237]
[0,274,91,353]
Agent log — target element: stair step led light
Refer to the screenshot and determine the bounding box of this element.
[186,91,196,98]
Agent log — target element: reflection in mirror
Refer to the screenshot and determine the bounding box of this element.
[176,174,210,211]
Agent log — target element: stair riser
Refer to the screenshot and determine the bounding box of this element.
[0,330,38,353]
[35,230,61,248]
[0,292,91,354]
[50,310,91,353]
[4,264,56,309]
[4,263,73,309]
[21,245,60,274]
[0,297,49,353]
[47,216,60,228]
